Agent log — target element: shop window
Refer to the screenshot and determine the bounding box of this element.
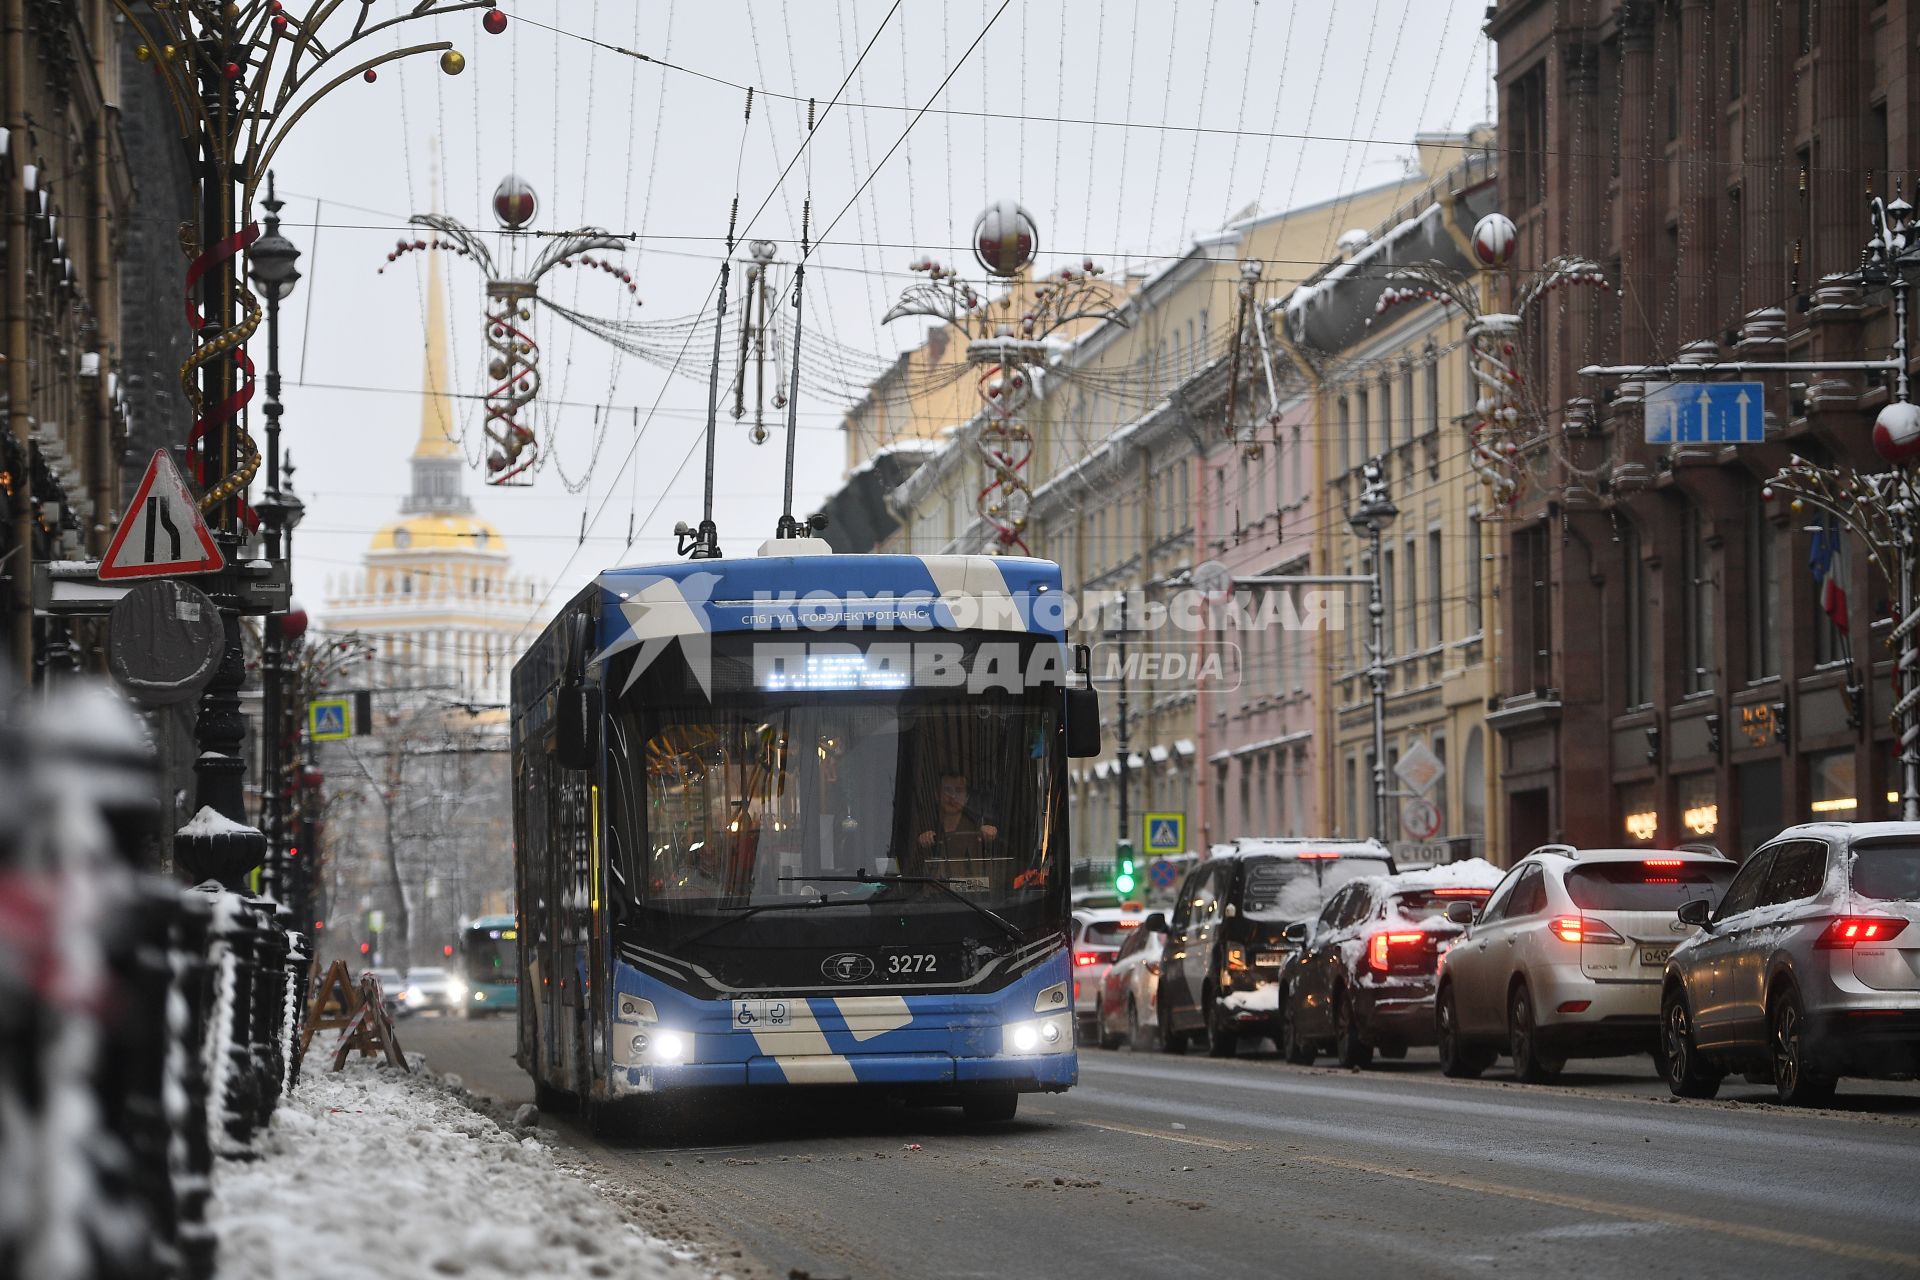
[1620,780,1659,846]
[1682,505,1716,695]
[1623,522,1651,709]
[1678,773,1718,840]
[1807,750,1857,819]
[1746,490,1778,681]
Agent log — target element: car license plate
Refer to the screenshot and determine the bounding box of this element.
[881,946,956,981]
[1640,945,1672,966]
[1256,952,1287,968]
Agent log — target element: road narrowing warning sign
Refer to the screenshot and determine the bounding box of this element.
[99,451,223,581]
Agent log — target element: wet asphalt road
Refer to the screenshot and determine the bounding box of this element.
[401,1016,1920,1280]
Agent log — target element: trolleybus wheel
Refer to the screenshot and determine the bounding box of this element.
[962,1093,1019,1124]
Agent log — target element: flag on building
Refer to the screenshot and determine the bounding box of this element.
[1809,523,1849,634]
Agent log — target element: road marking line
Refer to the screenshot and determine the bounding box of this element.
[1286,1151,1920,1270]
[1078,1119,1246,1151]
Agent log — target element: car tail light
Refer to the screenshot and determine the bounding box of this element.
[1815,917,1910,948]
[1558,1000,1592,1014]
[1297,850,1341,860]
[1549,916,1625,945]
[1073,951,1100,967]
[1643,859,1683,867]
[1366,931,1427,972]
[1432,887,1492,898]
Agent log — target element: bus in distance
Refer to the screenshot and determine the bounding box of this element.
[459,913,519,1016]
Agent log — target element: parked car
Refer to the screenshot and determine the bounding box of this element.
[1434,846,1735,1081]
[1072,906,1146,1042]
[1279,859,1504,1068]
[397,966,467,1016]
[1158,840,1397,1058]
[1096,912,1168,1050]
[1661,823,1920,1105]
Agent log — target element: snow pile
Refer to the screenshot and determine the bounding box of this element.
[1381,857,1505,895]
[176,805,256,839]
[1221,983,1279,1013]
[210,1062,703,1280]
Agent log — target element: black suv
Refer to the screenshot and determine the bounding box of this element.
[1156,841,1396,1058]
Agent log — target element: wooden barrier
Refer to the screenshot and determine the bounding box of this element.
[300,962,408,1071]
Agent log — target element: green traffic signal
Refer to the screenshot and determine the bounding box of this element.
[1115,870,1136,894]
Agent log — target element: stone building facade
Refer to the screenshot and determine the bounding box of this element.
[1485,0,1918,856]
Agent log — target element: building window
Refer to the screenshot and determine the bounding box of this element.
[1683,505,1716,695]
[1344,755,1358,836]
[1355,387,1371,465]
[1509,62,1548,207]
[1624,522,1652,709]
[1746,492,1779,681]
[1403,537,1419,653]
[1517,525,1552,693]
[1679,772,1719,840]
[1727,2,1743,99]
[1428,527,1445,645]
[1401,364,1415,445]
[402,574,414,595]
[1379,377,1393,450]
[1337,397,1351,473]
[1807,749,1858,819]
[1466,512,1483,635]
[1381,545,1397,658]
[1424,348,1440,434]
[1620,780,1659,846]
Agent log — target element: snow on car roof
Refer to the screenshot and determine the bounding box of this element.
[1207,837,1394,861]
[1377,857,1506,894]
[1073,905,1150,924]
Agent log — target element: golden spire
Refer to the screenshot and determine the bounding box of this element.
[413,239,460,460]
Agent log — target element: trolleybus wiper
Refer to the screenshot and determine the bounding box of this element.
[789,874,1025,946]
[673,896,859,949]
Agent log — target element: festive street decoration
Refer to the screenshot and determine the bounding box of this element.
[731,241,789,445]
[1221,259,1288,455]
[381,175,634,485]
[115,0,493,521]
[1376,212,1612,513]
[884,205,1127,552]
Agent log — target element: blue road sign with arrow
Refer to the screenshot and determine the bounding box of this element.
[1644,382,1765,444]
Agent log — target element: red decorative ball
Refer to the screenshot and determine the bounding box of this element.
[224,61,242,78]
[282,606,310,640]
[1873,400,1920,464]
[483,8,508,34]
[272,14,287,31]
[363,68,377,82]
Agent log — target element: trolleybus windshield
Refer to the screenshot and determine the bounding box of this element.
[602,630,1068,986]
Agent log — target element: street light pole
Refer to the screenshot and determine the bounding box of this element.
[249,172,301,901]
[1348,457,1399,844]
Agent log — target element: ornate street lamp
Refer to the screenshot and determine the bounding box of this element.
[108,0,497,889]
[1347,458,1399,844]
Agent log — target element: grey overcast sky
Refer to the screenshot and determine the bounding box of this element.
[272,1,1493,624]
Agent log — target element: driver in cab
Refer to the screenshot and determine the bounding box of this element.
[917,771,998,851]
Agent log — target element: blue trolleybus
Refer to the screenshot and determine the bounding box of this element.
[458,914,520,1016]
[510,548,1099,1128]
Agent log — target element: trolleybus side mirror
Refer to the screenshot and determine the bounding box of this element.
[1065,687,1102,757]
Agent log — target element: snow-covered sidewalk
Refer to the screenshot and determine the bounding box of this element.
[210,1061,707,1280]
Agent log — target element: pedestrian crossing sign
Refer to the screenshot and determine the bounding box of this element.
[1143,812,1185,855]
[309,697,351,741]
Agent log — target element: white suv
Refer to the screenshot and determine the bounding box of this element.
[1433,846,1735,1081]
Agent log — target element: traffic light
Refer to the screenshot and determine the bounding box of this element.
[359,942,371,956]
[1114,843,1137,895]
[442,944,454,957]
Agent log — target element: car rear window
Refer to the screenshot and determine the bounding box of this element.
[1243,857,1394,920]
[1389,890,1489,922]
[1564,861,1734,911]
[1851,842,1920,901]
[1080,921,1140,947]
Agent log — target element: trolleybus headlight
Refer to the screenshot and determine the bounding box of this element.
[1010,1025,1040,1053]
[447,979,469,1004]
[630,1033,649,1055]
[1040,1021,1061,1045]
[653,1030,687,1062]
